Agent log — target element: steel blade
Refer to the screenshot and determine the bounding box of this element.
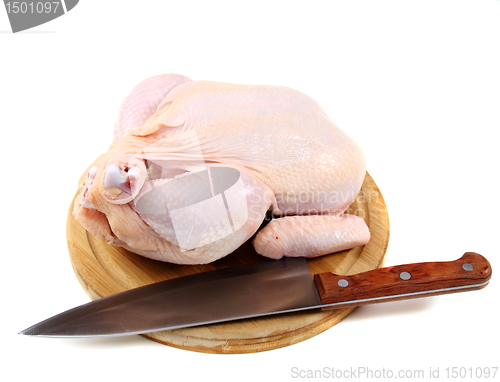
[20,257,321,337]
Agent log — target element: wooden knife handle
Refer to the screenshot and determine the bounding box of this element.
[313,252,491,311]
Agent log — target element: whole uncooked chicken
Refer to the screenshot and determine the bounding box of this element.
[73,74,370,264]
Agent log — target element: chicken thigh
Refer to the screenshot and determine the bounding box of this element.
[73,74,370,264]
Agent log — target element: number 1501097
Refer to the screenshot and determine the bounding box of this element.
[5,1,60,14]
[445,367,498,379]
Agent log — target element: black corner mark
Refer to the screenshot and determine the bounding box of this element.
[4,0,80,33]
[64,0,78,12]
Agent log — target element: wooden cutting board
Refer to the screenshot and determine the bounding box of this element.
[66,172,389,354]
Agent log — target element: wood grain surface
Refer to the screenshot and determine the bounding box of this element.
[66,172,389,354]
[314,252,491,310]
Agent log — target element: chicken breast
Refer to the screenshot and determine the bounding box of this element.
[73,74,370,264]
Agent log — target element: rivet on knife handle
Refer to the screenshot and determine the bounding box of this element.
[313,252,492,311]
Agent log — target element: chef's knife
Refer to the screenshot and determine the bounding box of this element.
[20,252,491,338]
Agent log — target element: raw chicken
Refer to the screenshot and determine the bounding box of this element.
[73,74,370,264]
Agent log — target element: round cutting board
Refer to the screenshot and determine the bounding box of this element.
[66,172,389,354]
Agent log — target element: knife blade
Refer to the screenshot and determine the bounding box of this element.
[19,252,491,338]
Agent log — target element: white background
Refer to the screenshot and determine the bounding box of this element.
[1,1,499,381]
